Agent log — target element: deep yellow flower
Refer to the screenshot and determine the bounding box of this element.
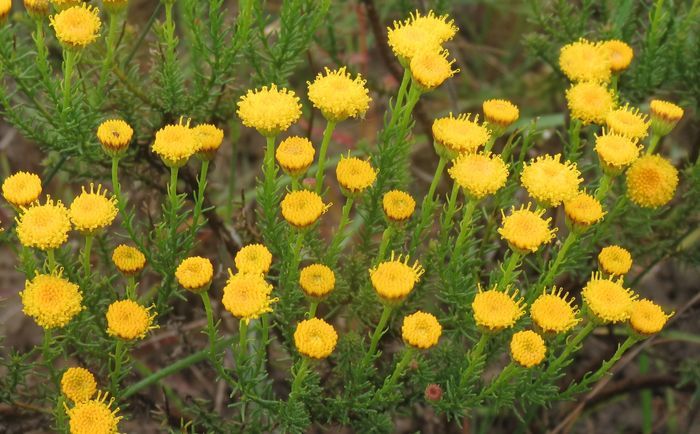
[563,192,605,228]
[221,272,276,324]
[629,299,671,336]
[581,273,637,324]
[410,10,457,43]
[235,243,272,275]
[482,99,519,135]
[335,156,377,194]
[50,4,101,48]
[307,67,371,122]
[566,81,615,125]
[193,124,224,160]
[24,0,50,18]
[0,0,10,21]
[66,391,122,434]
[410,47,458,91]
[61,367,97,403]
[106,300,155,340]
[97,119,133,156]
[294,317,338,359]
[521,154,582,207]
[370,252,424,302]
[2,171,42,208]
[276,136,315,177]
[112,244,146,275]
[606,105,650,140]
[530,287,580,334]
[432,113,491,157]
[237,85,301,137]
[152,119,200,168]
[401,311,442,349]
[625,155,678,208]
[559,39,611,83]
[69,184,118,234]
[598,245,632,276]
[175,256,214,293]
[382,190,415,223]
[16,196,71,250]
[650,99,684,136]
[299,263,335,298]
[602,40,633,73]
[387,17,442,63]
[280,190,329,228]
[20,272,83,329]
[510,330,546,368]
[594,130,641,172]
[448,152,508,200]
[472,286,525,332]
[498,204,556,254]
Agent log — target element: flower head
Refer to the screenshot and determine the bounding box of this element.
[498,204,556,254]
[50,4,101,48]
[625,155,678,208]
[563,192,605,229]
[0,0,10,21]
[112,245,145,275]
[276,136,315,177]
[69,184,118,234]
[175,256,214,293]
[2,171,42,208]
[335,156,377,195]
[222,272,276,324]
[410,48,458,91]
[401,311,442,349]
[51,0,80,9]
[21,272,83,329]
[382,190,415,223]
[432,113,491,157]
[594,130,641,173]
[16,196,71,250]
[307,67,371,122]
[602,40,633,73]
[370,252,424,302]
[472,286,525,332]
[294,317,338,359]
[61,367,97,403]
[387,14,446,63]
[448,152,509,200]
[193,124,224,160]
[559,39,611,83]
[424,383,443,402]
[97,119,133,156]
[280,190,329,228]
[530,287,580,334]
[410,10,457,43]
[237,85,301,137]
[235,244,272,275]
[66,391,122,434]
[299,263,335,298]
[510,330,546,368]
[482,99,519,136]
[521,154,582,207]
[152,119,200,167]
[630,299,671,336]
[581,273,637,324]
[650,99,684,136]
[106,300,156,340]
[566,81,615,125]
[606,105,650,140]
[598,245,632,276]
[24,0,50,18]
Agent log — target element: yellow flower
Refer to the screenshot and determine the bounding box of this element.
[51,0,80,9]
[510,330,546,368]
[629,299,671,336]
[448,152,509,200]
[193,124,224,160]
[237,84,301,137]
[20,272,83,329]
[563,192,605,228]
[69,184,118,234]
[66,391,122,434]
[598,245,632,276]
[280,190,329,228]
[276,136,315,177]
[650,99,684,136]
[61,367,97,403]
[566,81,615,125]
[152,119,200,168]
[472,286,525,332]
[0,0,11,22]
[530,287,580,334]
[16,196,71,250]
[625,155,678,208]
[602,40,633,73]
[581,273,637,324]
[401,311,442,349]
[559,39,611,83]
[221,272,276,324]
[521,154,582,207]
[335,156,377,194]
[235,244,272,275]
[382,190,416,223]
[410,10,457,43]
[24,0,50,18]
[106,300,156,340]
[482,99,519,135]
[2,171,42,208]
[175,256,214,293]
[432,113,491,157]
[606,104,650,140]
[49,4,101,48]
[97,119,133,156]
[387,17,442,63]
[370,252,424,302]
[299,263,335,298]
[410,47,458,91]
[498,204,556,254]
[294,317,338,359]
[594,130,641,173]
[112,244,146,275]
[307,67,371,122]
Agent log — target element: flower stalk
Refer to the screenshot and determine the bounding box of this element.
[362,304,393,366]
[315,120,337,194]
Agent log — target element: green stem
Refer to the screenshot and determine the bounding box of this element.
[290,357,310,398]
[548,321,596,374]
[126,276,137,300]
[61,49,76,110]
[264,136,276,182]
[41,329,59,387]
[376,225,396,265]
[200,292,217,359]
[315,121,337,194]
[308,300,319,318]
[289,230,305,278]
[409,156,448,253]
[438,182,461,242]
[387,69,411,130]
[480,362,519,399]
[538,232,579,291]
[640,353,653,434]
[111,157,122,205]
[595,173,612,202]
[376,347,415,398]
[238,320,248,360]
[568,118,582,160]
[497,250,522,290]
[647,134,661,155]
[111,340,125,397]
[97,12,122,99]
[362,305,393,366]
[328,196,354,264]
[256,314,270,375]
[168,166,180,245]
[190,160,210,241]
[82,235,93,280]
[397,81,422,131]
[452,198,478,259]
[46,249,57,272]
[460,333,490,387]
[483,136,497,153]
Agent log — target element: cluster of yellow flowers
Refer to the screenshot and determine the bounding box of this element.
[60,367,122,434]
